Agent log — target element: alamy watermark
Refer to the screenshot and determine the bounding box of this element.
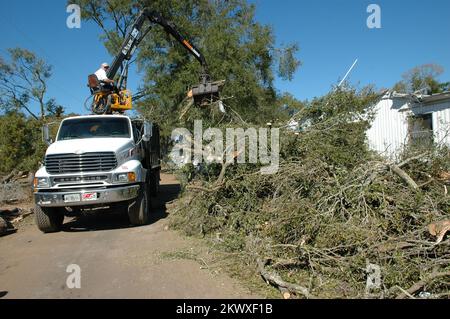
[66,4,81,29]
[170,120,280,175]
[367,4,382,29]
[366,263,382,293]
[66,264,81,289]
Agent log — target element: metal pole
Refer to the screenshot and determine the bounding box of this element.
[338,59,358,88]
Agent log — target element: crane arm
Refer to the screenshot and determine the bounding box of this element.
[107,8,209,84]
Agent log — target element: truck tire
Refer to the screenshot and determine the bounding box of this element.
[0,217,8,236]
[149,169,160,196]
[35,205,64,233]
[128,183,150,226]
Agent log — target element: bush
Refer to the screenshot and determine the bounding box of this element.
[0,112,46,174]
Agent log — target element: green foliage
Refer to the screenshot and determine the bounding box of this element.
[45,99,65,117]
[0,48,65,174]
[74,0,302,137]
[0,48,56,120]
[393,64,448,94]
[170,87,450,298]
[0,112,46,174]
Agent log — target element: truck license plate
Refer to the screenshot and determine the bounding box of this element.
[64,194,81,203]
[82,192,97,201]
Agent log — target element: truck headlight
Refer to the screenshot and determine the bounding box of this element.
[114,172,136,183]
[33,177,50,188]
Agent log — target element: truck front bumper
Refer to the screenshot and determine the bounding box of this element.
[34,185,140,208]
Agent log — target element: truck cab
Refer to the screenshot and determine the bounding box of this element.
[33,115,161,233]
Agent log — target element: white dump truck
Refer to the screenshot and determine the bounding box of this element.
[33,115,161,233]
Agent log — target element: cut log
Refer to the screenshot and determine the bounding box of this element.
[10,216,23,224]
[257,258,315,299]
[280,288,292,299]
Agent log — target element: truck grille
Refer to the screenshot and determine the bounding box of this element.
[45,152,117,174]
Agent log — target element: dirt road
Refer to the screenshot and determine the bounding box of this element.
[0,174,257,299]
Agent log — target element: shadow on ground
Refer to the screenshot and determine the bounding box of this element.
[61,183,181,232]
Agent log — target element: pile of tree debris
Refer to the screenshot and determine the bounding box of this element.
[1,170,33,204]
[170,88,450,299]
[0,208,33,236]
[1,170,34,236]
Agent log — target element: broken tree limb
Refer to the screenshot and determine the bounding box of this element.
[186,183,225,193]
[389,164,419,190]
[215,151,241,185]
[10,171,25,182]
[396,271,450,299]
[379,153,429,190]
[418,178,434,189]
[256,258,315,299]
[216,162,231,185]
[397,152,429,168]
[1,169,18,184]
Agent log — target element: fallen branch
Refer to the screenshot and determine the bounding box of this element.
[397,152,429,168]
[381,153,429,190]
[10,170,26,182]
[391,286,416,299]
[390,164,419,190]
[216,162,231,185]
[257,258,315,299]
[216,151,241,185]
[396,271,450,299]
[186,183,225,193]
[271,259,307,269]
[1,169,18,184]
[418,178,434,189]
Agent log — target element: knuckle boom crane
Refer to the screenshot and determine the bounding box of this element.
[88,8,221,114]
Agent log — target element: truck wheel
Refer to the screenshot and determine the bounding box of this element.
[35,205,64,233]
[149,169,160,196]
[0,217,8,236]
[128,184,150,226]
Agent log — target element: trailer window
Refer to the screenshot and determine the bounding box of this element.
[57,118,130,141]
[409,113,433,146]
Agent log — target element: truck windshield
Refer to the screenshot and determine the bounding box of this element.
[57,118,130,141]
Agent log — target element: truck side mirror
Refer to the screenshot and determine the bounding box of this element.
[142,122,152,142]
[42,124,53,146]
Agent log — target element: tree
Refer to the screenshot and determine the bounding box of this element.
[45,99,65,118]
[73,0,301,132]
[0,112,46,173]
[0,48,62,120]
[393,64,448,94]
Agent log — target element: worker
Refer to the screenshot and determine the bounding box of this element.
[94,63,115,91]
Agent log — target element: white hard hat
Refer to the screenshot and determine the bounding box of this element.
[101,62,110,68]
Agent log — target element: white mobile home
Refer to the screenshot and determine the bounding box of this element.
[367,91,450,158]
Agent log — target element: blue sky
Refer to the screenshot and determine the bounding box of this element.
[0,0,449,116]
